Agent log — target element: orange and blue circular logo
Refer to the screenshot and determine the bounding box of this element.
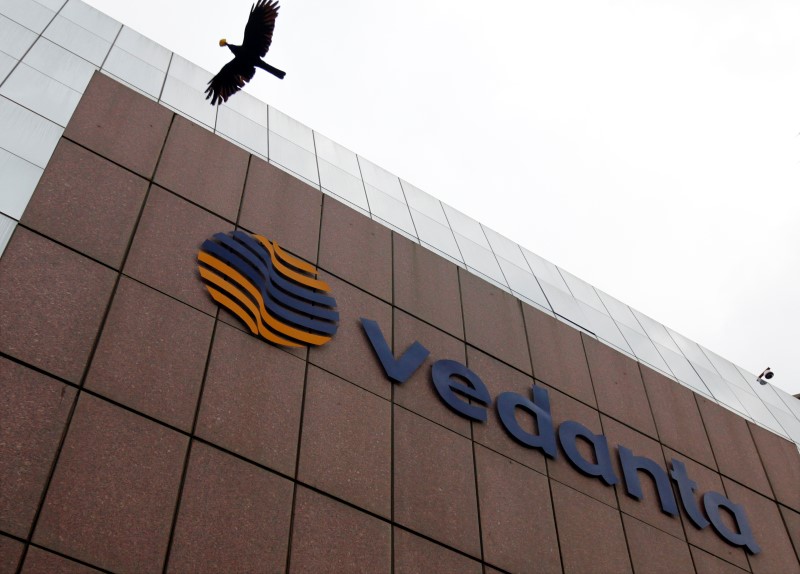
[197,231,338,347]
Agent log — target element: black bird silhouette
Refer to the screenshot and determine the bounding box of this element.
[205,0,286,105]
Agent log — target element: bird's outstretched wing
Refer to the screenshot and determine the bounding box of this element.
[205,59,257,105]
[243,0,279,58]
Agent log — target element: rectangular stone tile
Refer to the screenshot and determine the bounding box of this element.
[583,334,657,438]
[124,186,227,315]
[64,72,172,178]
[779,505,800,564]
[0,358,76,538]
[393,528,482,574]
[318,195,392,302]
[85,277,213,431]
[696,396,772,498]
[298,366,391,517]
[239,157,322,264]
[524,304,596,408]
[289,487,390,574]
[196,322,305,477]
[393,310,470,437]
[551,481,632,574]
[748,422,800,512]
[460,268,532,375]
[663,448,749,570]
[468,346,546,474]
[623,514,694,574]
[0,228,117,383]
[34,394,188,574]
[394,406,481,558]
[542,383,618,508]
[21,139,148,269]
[20,547,103,574]
[722,479,800,574]
[690,546,750,574]
[602,416,685,539]
[0,534,23,574]
[393,236,463,338]
[308,273,393,399]
[154,115,248,222]
[475,445,560,574]
[166,442,293,574]
[641,365,716,469]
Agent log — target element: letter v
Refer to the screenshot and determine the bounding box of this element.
[360,318,430,384]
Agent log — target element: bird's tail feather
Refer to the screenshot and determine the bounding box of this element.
[257,60,286,79]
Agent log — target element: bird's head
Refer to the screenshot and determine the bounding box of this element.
[219,38,228,47]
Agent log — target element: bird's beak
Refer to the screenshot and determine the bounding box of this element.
[219,38,227,47]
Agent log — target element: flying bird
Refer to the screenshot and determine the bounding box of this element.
[205,0,286,105]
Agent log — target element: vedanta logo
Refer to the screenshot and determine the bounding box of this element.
[197,230,338,347]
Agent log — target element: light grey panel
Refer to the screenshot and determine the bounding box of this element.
[657,344,711,397]
[539,280,589,330]
[775,387,800,419]
[23,37,96,91]
[113,26,170,71]
[373,215,418,243]
[560,268,606,313]
[0,14,37,59]
[0,63,82,126]
[216,105,269,159]
[521,247,571,291]
[630,308,682,354]
[317,157,367,210]
[596,289,644,332]
[33,0,66,11]
[314,131,360,178]
[769,407,800,444]
[60,0,120,42]
[0,212,16,258]
[159,55,216,126]
[102,45,164,98]
[694,364,749,417]
[699,346,751,390]
[496,255,551,311]
[161,76,216,127]
[0,51,15,83]
[268,106,314,153]
[401,180,449,226]
[0,95,62,167]
[358,155,404,201]
[43,15,112,66]
[268,130,319,185]
[1,0,55,33]
[482,225,528,269]
[731,386,789,438]
[578,301,633,356]
[410,209,462,263]
[617,322,672,375]
[365,185,415,235]
[454,232,505,285]
[443,204,490,248]
[0,148,43,219]
[667,327,717,373]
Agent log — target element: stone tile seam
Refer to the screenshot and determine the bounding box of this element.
[9,112,177,573]
[0,369,768,573]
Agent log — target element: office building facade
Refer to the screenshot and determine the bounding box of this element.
[1,1,799,572]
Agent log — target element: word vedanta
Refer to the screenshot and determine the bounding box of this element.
[361,318,761,555]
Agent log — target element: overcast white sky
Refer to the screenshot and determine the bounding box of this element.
[85,0,800,395]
